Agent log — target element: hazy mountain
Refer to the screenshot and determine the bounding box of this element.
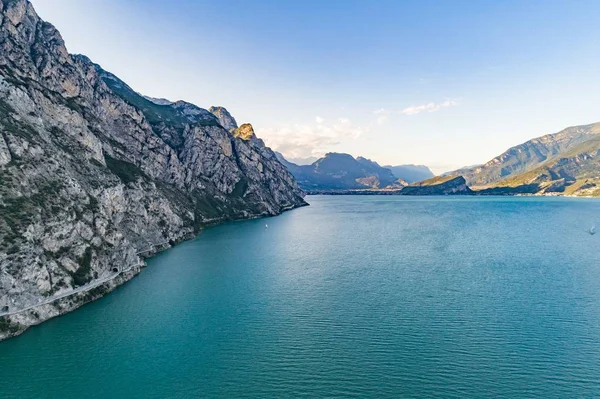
[276,152,400,190]
[286,156,318,165]
[383,164,434,183]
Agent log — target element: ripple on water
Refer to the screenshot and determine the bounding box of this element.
[2,196,600,398]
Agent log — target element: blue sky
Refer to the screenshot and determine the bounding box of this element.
[31,0,600,173]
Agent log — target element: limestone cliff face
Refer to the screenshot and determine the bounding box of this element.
[209,106,238,132]
[0,0,306,339]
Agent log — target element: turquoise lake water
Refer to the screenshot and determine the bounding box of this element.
[2,196,600,398]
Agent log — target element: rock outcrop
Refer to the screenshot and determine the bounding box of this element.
[233,123,257,141]
[400,175,472,195]
[209,106,238,132]
[0,0,306,340]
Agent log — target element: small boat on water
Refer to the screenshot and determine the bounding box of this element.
[265,224,268,229]
[589,225,596,235]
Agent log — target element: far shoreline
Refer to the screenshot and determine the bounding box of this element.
[305,192,600,199]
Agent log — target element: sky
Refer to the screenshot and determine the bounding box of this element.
[30,0,600,173]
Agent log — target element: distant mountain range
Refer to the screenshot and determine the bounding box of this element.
[277,120,600,197]
[285,156,319,165]
[451,122,600,196]
[383,165,434,183]
[275,152,434,191]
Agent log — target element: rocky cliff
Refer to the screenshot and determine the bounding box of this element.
[0,0,306,340]
[209,106,238,132]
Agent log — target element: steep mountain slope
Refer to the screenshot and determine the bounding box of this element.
[480,135,600,196]
[458,122,600,187]
[0,0,305,339]
[384,164,434,183]
[276,152,400,190]
[208,106,238,132]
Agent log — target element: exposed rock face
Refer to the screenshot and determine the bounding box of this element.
[209,106,238,132]
[0,0,306,340]
[477,136,600,196]
[454,123,600,187]
[448,122,600,196]
[233,123,256,140]
[400,175,472,195]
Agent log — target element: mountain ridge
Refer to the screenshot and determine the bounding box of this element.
[277,118,600,197]
[450,122,600,196]
[276,152,402,191]
[276,152,435,190]
[454,122,600,188]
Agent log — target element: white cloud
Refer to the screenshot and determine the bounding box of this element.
[256,117,369,159]
[401,99,459,115]
[373,108,391,125]
[373,99,460,124]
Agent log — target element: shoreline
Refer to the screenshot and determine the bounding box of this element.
[0,203,307,342]
[305,192,600,198]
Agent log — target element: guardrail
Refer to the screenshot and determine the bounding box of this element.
[1,240,173,318]
[0,260,146,318]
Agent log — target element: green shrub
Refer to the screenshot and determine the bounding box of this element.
[104,154,144,184]
[71,247,93,287]
[0,317,20,334]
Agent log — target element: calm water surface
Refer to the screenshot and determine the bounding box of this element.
[2,196,600,398]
